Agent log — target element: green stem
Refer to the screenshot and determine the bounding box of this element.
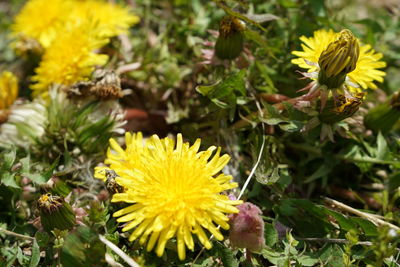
[0,228,34,240]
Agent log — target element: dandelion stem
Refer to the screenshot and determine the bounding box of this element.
[296,237,400,251]
[0,227,34,240]
[324,197,400,230]
[99,235,140,267]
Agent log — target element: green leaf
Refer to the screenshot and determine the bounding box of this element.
[29,239,40,267]
[351,217,378,237]
[196,70,246,110]
[3,149,16,170]
[325,210,358,233]
[35,231,50,248]
[376,132,389,160]
[1,172,19,188]
[297,254,319,266]
[61,226,106,267]
[215,242,238,267]
[265,223,278,247]
[25,173,47,185]
[318,245,344,267]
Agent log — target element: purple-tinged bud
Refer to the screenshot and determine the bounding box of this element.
[229,202,265,252]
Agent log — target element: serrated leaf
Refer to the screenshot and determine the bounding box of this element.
[1,172,19,188]
[196,70,246,111]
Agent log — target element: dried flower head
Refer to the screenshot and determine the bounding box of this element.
[229,202,265,252]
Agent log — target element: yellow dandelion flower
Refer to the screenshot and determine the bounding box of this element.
[292,29,386,90]
[31,22,109,99]
[94,132,242,260]
[0,71,18,111]
[70,0,140,38]
[12,0,139,50]
[12,0,74,48]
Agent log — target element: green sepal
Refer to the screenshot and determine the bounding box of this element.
[40,201,76,232]
[215,32,244,60]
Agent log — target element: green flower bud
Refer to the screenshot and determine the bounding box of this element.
[364,92,400,134]
[38,193,76,232]
[318,29,360,89]
[319,93,364,124]
[215,16,245,60]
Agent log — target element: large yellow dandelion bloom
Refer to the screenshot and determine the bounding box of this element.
[0,72,18,111]
[31,22,109,99]
[292,29,386,90]
[94,132,242,260]
[12,0,74,48]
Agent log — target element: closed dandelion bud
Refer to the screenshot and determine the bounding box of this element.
[38,193,76,232]
[364,92,400,134]
[318,29,360,89]
[215,16,245,60]
[229,202,265,252]
[319,93,364,124]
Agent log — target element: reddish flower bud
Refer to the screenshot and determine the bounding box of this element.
[229,202,265,252]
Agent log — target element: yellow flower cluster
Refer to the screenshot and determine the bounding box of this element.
[95,132,242,260]
[12,0,139,99]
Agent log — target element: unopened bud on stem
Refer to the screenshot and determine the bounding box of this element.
[318,29,359,88]
[38,193,76,232]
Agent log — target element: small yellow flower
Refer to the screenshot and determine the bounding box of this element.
[292,29,386,90]
[94,132,242,260]
[0,71,18,111]
[31,22,109,99]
